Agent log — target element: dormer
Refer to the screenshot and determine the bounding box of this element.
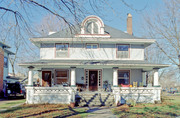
[75,15,110,38]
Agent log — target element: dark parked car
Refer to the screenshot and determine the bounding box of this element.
[4,82,26,99]
[169,88,178,94]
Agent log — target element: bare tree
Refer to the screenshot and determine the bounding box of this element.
[34,14,67,36]
[143,0,180,69]
[141,0,180,86]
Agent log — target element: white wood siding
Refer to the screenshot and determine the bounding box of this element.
[40,43,144,60]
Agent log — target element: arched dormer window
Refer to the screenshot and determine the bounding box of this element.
[85,20,99,34]
[76,15,110,37]
[81,15,105,35]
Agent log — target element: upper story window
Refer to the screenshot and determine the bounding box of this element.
[4,57,8,68]
[55,44,69,58]
[86,44,98,49]
[85,20,99,34]
[117,44,130,58]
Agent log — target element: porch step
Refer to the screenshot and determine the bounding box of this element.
[76,92,114,107]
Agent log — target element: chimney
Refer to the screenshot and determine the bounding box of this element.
[127,13,132,35]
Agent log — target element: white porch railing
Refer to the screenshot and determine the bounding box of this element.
[26,86,161,104]
[112,87,162,104]
[34,87,70,94]
[26,87,77,104]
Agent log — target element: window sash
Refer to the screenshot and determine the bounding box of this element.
[56,44,68,58]
[118,71,130,85]
[55,70,69,84]
[86,44,98,49]
[85,21,99,34]
[117,45,129,58]
[56,44,68,51]
[4,57,8,68]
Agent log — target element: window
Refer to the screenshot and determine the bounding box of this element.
[4,57,8,68]
[55,70,69,85]
[118,70,130,85]
[117,45,129,58]
[56,44,68,58]
[86,44,98,49]
[85,20,99,34]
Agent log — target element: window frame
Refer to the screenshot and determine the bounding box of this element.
[4,57,8,68]
[55,69,69,85]
[116,44,130,59]
[85,20,99,34]
[86,43,99,49]
[55,43,69,58]
[118,70,130,85]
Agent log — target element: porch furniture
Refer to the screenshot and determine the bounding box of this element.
[103,81,108,91]
[121,84,130,87]
[76,83,86,92]
[133,82,137,87]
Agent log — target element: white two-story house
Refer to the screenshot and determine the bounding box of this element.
[20,14,169,105]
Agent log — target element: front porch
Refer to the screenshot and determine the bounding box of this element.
[19,60,168,105]
[26,67,162,105]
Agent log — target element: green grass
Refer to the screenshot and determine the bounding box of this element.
[112,95,180,118]
[0,99,26,109]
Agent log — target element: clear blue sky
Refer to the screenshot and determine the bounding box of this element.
[99,0,163,37]
[2,0,164,74]
[25,0,163,38]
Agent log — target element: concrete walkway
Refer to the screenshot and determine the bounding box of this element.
[87,107,117,118]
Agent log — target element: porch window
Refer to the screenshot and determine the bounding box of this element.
[86,44,98,49]
[55,70,69,85]
[117,45,129,58]
[118,70,130,85]
[55,44,69,58]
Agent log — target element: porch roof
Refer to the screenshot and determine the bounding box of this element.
[19,60,169,71]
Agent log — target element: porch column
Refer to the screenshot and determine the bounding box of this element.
[142,71,146,87]
[113,67,118,87]
[28,66,34,86]
[70,67,76,87]
[37,70,42,86]
[153,68,159,86]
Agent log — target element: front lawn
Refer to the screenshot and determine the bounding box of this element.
[0,99,26,110]
[0,104,88,118]
[112,95,180,118]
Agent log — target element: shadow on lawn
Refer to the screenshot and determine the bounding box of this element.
[0,106,25,113]
[6,106,87,118]
[53,106,87,118]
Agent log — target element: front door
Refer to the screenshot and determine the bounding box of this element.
[42,71,51,87]
[89,71,98,91]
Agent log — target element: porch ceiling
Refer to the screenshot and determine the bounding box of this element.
[19,60,169,71]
